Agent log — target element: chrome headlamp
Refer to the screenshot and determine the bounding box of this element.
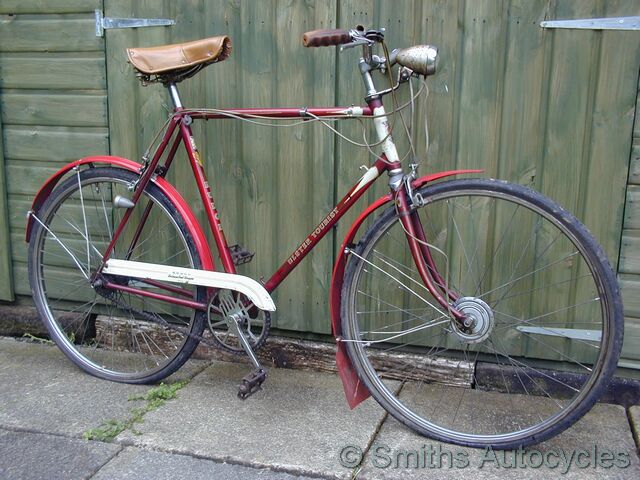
[394,45,438,76]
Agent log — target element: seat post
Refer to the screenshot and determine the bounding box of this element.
[167,83,183,110]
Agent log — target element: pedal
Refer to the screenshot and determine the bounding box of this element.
[237,368,267,399]
[229,244,255,266]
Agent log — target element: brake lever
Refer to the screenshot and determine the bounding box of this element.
[340,35,374,52]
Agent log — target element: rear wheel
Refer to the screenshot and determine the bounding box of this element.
[341,179,623,448]
[28,167,206,383]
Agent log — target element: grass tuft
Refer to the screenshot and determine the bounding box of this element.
[83,380,189,442]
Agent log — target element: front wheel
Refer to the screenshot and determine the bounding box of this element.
[341,179,623,448]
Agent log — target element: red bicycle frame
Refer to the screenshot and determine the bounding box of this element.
[86,83,473,326]
[24,37,480,409]
[97,94,383,293]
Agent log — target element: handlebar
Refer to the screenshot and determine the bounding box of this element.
[302,29,352,47]
[302,26,438,78]
[302,26,385,48]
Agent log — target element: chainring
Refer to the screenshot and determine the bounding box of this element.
[207,289,271,354]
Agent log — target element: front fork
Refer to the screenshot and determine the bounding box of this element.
[395,187,467,324]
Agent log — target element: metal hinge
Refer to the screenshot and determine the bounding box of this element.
[541,16,640,31]
[94,9,175,37]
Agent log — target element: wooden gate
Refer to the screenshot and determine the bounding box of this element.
[1,0,639,368]
[103,0,338,335]
[0,1,109,302]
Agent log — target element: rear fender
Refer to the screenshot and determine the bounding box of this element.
[330,168,482,408]
[25,156,215,271]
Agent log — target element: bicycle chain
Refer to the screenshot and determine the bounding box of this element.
[95,286,235,352]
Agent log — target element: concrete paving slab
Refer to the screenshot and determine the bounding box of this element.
[92,446,320,480]
[117,360,390,478]
[0,428,121,480]
[630,405,640,449]
[357,384,640,479]
[0,337,208,437]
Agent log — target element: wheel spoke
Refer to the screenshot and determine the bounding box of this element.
[29,169,203,382]
[342,180,618,448]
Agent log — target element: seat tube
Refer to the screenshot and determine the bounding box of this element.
[168,83,237,273]
[168,83,183,109]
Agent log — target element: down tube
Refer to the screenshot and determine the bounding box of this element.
[263,159,389,293]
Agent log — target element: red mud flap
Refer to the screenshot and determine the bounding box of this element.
[336,341,371,408]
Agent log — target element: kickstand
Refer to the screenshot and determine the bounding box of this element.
[225,312,268,399]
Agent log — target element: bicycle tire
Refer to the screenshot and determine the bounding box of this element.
[28,167,206,383]
[341,179,623,448]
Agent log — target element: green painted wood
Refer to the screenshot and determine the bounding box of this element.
[626,186,640,230]
[415,0,463,177]
[9,233,25,264]
[620,230,640,274]
[565,0,640,369]
[10,263,98,299]
[455,0,507,177]
[0,6,110,303]
[540,0,600,217]
[494,0,548,186]
[7,198,33,233]
[334,0,429,263]
[0,54,106,90]
[621,318,640,362]
[0,103,15,300]
[5,161,95,198]
[2,127,109,164]
[104,0,338,334]
[632,80,640,185]
[621,289,640,367]
[1,0,631,363]
[0,15,103,52]
[621,53,640,370]
[331,0,640,366]
[0,1,102,14]
[10,264,29,296]
[621,321,640,367]
[0,92,107,127]
[621,274,640,319]
[581,1,640,262]
[631,72,640,188]
[631,153,640,185]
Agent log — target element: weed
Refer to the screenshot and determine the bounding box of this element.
[83,419,128,442]
[22,333,54,345]
[83,380,189,442]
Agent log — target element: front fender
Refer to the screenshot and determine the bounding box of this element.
[330,168,482,408]
[26,156,215,271]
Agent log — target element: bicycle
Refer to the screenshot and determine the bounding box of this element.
[26,27,623,449]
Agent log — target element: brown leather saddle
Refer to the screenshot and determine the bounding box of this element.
[127,36,231,83]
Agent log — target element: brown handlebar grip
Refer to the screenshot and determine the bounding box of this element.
[302,29,352,47]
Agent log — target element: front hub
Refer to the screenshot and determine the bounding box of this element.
[450,297,494,344]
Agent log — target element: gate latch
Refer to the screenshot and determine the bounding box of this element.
[95,9,175,37]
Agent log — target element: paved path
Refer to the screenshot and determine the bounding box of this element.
[0,337,638,479]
